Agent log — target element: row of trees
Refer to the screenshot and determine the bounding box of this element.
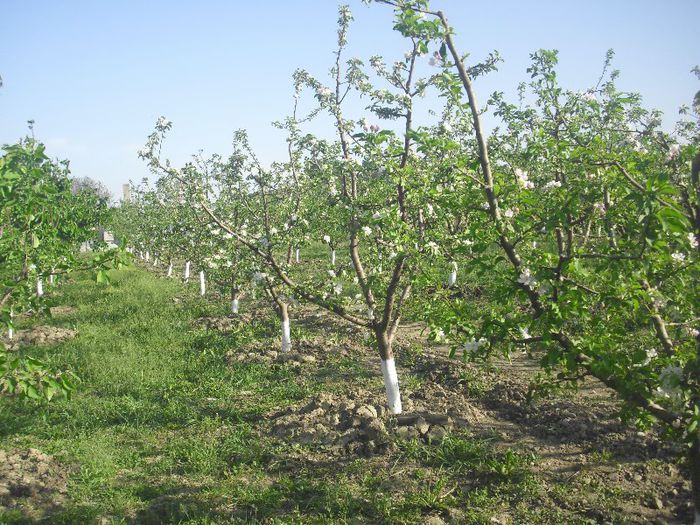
[0,134,124,401]
[112,0,699,517]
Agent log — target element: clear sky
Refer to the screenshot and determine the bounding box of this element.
[1,1,697,201]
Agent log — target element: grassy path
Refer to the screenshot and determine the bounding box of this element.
[0,268,320,524]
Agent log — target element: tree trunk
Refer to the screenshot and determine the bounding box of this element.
[375,326,402,414]
[231,287,240,314]
[184,261,191,282]
[448,261,457,288]
[167,260,173,277]
[199,271,206,296]
[279,301,291,353]
[8,308,13,340]
[690,437,700,525]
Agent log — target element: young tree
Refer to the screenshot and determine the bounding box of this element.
[372,0,699,518]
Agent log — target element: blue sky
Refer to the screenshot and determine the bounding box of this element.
[1,1,697,200]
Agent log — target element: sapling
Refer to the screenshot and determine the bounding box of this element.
[384,0,700,516]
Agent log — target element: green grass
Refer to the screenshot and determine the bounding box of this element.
[0,266,647,524]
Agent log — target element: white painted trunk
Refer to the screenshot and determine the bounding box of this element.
[295,248,300,263]
[145,251,150,261]
[281,319,291,353]
[37,279,44,297]
[381,358,402,414]
[199,271,206,296]
[184,261,191,281]
[8,309,14,340]
[232,299,239,314]
[49,274,54,285]
[331,249,336,265]
[153,257,158,267]
[448,262,457,288]
[167,263,173,277]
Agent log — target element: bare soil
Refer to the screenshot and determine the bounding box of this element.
[0,448,69,519]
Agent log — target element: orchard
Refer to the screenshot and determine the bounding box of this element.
[2,0,699,523]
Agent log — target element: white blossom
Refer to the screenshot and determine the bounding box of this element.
[671,252,686,263]
[463,337,487,353]
[425,241,440,255]
[362,226,372,236]
[517,268,537,287]
[688,233,699,249]
[656,365,683,401]
[515,169,534,190]
[323,235,331,244]
[327,270,336,278]
[667,143,681,160]
[504,209,515,219]
[543,180,562,190]
[580,91,596,102]
[156,116,172,129]
[642,348,658,366]
[333,283,343,295]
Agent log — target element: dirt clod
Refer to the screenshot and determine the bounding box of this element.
[0,448,68,518]
[1,325,77,350]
